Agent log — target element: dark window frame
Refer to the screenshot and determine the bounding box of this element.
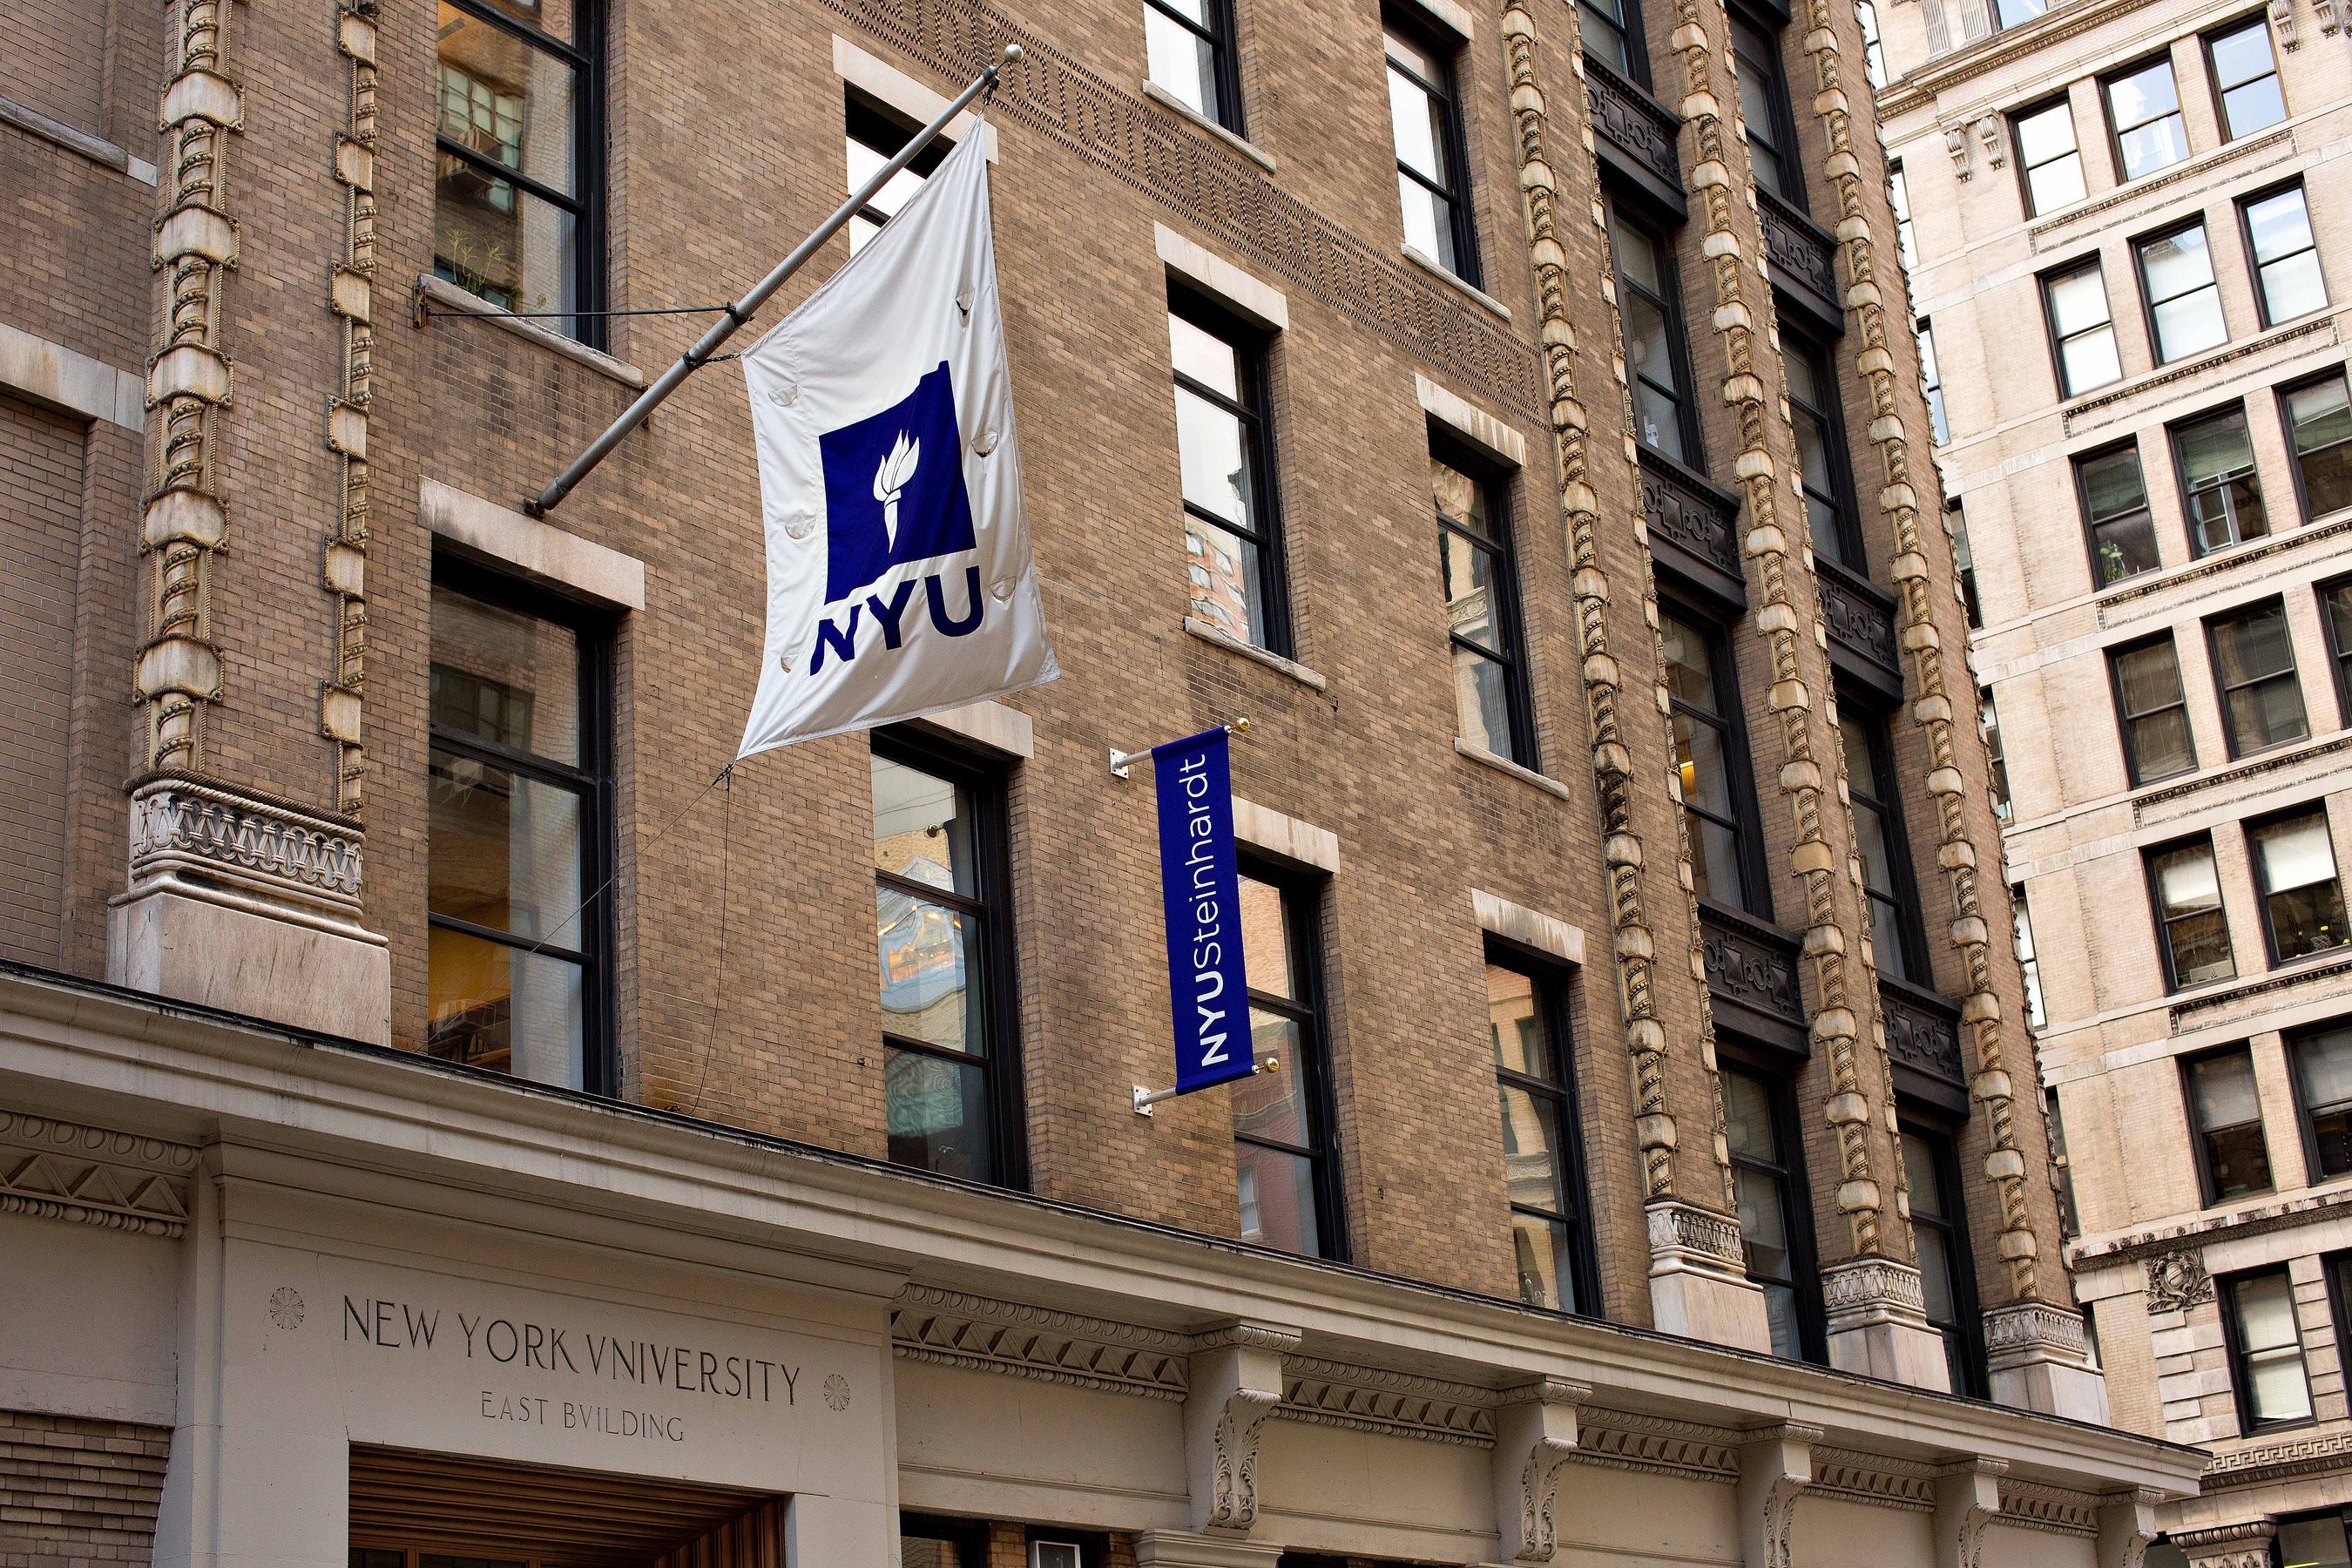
[2217,1262,2315,1434]
[2200,13,2286,142]
[433,0,606,348]
[844,92,951,243]
[2276,368,2352,525]
[1433,436,1539,767]
[2181,1044,2274,1207]
[1234,859,1349,1262]
[425,555,619,1097]
[2168,400,2267,558]
[2319,574,2352,727]
[2105,632,2199,787]
[1608,199,1707,469]
[1487,943,1605,1316]
[1728,7,1808,214]
[2144,831,2235,993]
[1843,693,1934,983]
[869,727,1031,1192]
[1722,1052,1828,1364]
[1579,0,1652,88]
[1383,8,1484,287]
[2205,596,2309,760]
[2011,93,2085,219]
[1145,0,1247,132]
[1784,328,1866,568]
[2072,437,2158,590]
[2246,801,2349,966]
[2040,258,2121,401]
[1664,595,1774,920]
[1170,286,1294,659]
[2131,216,2227,367]
[1898,1117,1990,1398]
[2099,50,2190,186]
[2291,1023,2352,1184]
[2235,179,2327,330]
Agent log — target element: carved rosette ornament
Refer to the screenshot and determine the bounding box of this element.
[140,0,246,769]
[2144,1249,2214,1314]
[321,1,380,812]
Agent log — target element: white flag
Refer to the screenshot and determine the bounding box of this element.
[736,126,1056,757]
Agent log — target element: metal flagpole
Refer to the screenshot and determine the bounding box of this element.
[523,44,1022,518]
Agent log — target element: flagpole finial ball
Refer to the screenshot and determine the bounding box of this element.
[1227,716,1250,735]
[1002,44,1023,62]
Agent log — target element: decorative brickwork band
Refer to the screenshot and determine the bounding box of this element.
[1496,0,1734,1211]
[1793,0,2043,1300]
[139,0,245,771]
[321,3,380,812]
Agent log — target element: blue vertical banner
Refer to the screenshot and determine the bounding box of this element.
[1153,727,1255,1094]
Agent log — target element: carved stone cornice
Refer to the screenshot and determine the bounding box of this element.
[1571,1409,1743,1481]
[889,1285,1193,1400]
[1995,1479,2103,1536]
[1810,1446,1938,1511]
[2173,1519,2277,1568]
[2070,1185,2352,1269]
[2170,950,2352,1035]
[125,773,368,917]
[0,1110,195,1238]
[2064,315,2340,436]
[1699,906,1806,1028]
[2201,1428,2352,1490]
[1202,1385,1281,1534]
[1647,1199,1749,1270]
[1190,1321,1304,1355]
[1276,1356,1497,1447]
[1820,1256,1929,1330]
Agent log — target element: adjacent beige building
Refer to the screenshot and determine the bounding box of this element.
[1879,0,2352,1558]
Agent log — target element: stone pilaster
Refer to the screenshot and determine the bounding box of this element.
[1821,1255,1948,1389]
[321,3,380,814]
[1932,1458,2004,1568]
[1737,1423,1819,1568]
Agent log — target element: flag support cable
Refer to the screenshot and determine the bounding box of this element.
[522,44,1022,518]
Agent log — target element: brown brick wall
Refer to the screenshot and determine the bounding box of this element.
[0,0,107,132]
[0,396,82,965]
[0,1410,170,1568]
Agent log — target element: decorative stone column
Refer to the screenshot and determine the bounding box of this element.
[1180,1321,1298,1537]
[2172,1521,2278,1568]
[1646,1200,1770,1352]
[2098,1489,2161,1568]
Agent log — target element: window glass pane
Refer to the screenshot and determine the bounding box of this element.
[1511,1212,1576,1310]
[1387,62,1447,183]
[1761,1280,1803,1360]
[427,925,583,1087]
[2256,812,2338,894]
[1233,1014,1308,1142]
[1239,875,1295,998]
[872,756,974,895]
[2061,324,2123,395]
[2154,841,2235,987]
[430,586,579,763]
[429,753,583,942]
[1433,458,1494,540]
[2079,446,2148,519]
[1734,1166,1791,1274]
[1724,1070,1779,1161]
[1173,385,1254,528]
[2017,102,2085,212]
[1455,646,1515,757]
[1903,1131,1946,1217]
[1186,516,1264,648]
[2234,1272,2313,1421]
[2141,226,2227,362]
[1234,1140,1319,1253]
[1399,178,1456,272]
[1499,1085,1565,1203]
[2210,21,2285,137]
[2115,639,2185,714]
[1145,3,1220,120]
[2287,377,2352,517]
[2257,811,2348,958]
[2247,187,2317,265]
[2277,1516,2352,1568]
[1489,965,1552,1078]
[437,7,576,192]
[2247,187,2328,323]
[1169,312,1240,397]
[876,888,977,1053]
[1676,711,1737,818]
[1734,50,1787,198]
[885,1046,993,1179]
[2296,1025,2352,1178]
[1660,615,1719,712]
[2215,603,2309,751]
[2176,407,2266,553]
[2107,60,2187,179]
[1914,1224,1957,1324]
[1442,531,1500,652]
[2156,841,2221,915]
[2048,267,2111,335]
[468,0,573,38]
[844,130,932,252]
[2190,1050,2261,1129]
[1581,0,1632,75]
[1611,213,1662,294]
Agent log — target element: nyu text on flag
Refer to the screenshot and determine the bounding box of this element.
[1152,727,1255,1096]
[737,125,1056,757]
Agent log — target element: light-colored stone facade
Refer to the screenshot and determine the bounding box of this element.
[1878,0,2352,1551]
[0,0,2195,1557]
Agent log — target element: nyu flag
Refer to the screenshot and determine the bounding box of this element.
[1153,728,1254,1095]
[737,127,1056,757]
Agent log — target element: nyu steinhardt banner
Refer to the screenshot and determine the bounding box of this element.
[1152,728,1254,1096]
[736,127,1056,757]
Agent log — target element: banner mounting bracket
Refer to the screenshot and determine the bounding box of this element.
[1133,1054,1280,1116]
[1110,715,1248,780]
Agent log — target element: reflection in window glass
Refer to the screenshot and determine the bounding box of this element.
[1434,456,1531,766]
[1580,0,1640,81]
[2207,17,2285,139]
[2112,636,2196,784]
[2253,808,2348,961]
[844,101,946,253]
[1388,24,1476,280]
[2105,57,2188,180]
[1662,611,1759,913]
[2078,443,2156,586]
[2285,375,2352,519]
[2245,186,2328,327]
[2211,599,2308,755]
[2045,264,2121,395]
[1916,320,1948,444]
[2187,1050,2273,1201]
[2136,224,2227,363]
[1145,0,1234,127]
[1232,874,1337,1259]
[1611,208,1698,464]
[2174,406,2266,555]
[2295,1024,2352,1179]
[1171,307,1281,652]
[1725,1066,1815,1362]
[2227,1270,2312,1423]
[2015,98,2085,215]
[1843,714,1919,983]
[1731,17,1800,205]
[1490,963,1595,1314]
[2150,837,2235,990]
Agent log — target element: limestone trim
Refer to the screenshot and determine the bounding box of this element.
[0,91,157,182]
[2130,731,2352,819]
[1132,1532,1286,1568]
[1874,0,2185,113]
[1646,1197,1747,1268]
[1154,223,1288,329]
[421,479,650,610]
[1202,1385,1281,1533]
[1740,1424,1823,1568]
[1453,737,1574,799]
[121,773,368,922]
[2062,314,2341,435]
[2069,1186,2352,1267]
[139,0,245,773]
[1996,1479,2105,1536]
[412,274,649,388]
[1230,796,1341,874]
[0,1109,194,1237]
[321,3,380,812]
[2098,511,2352,620]
[1473,889,1587,965]
[1809,1446,1939,1510]
[833,34,999,160]
[1936,1458,2007,1568]
[1416,371,1528,466]
[1495,1377,1589,1561]
[2168,952,2352,1033]
[1571,1409,1743,1481]
[0,320,145,429]
[1984,1300,2090,1359]
[1181,617,1329,690]
[1820,1255,1927,1324]
[2025,125,2295,254]
[1141,82,1277,173]
[2172,1519,2277,1568]
[1276,1357,1498,1446]
[889,1284,1193,1400]
[2201,1429,2352,1490]
[1499,0,1730,1216]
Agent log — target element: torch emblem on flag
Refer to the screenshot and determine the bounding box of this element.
[874,432,919,550]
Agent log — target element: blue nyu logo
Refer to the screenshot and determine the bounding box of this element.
[808,362,983,675]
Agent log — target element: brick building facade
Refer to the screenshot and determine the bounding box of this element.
[1876,0,2352,1556]
[0,0,2197,1561]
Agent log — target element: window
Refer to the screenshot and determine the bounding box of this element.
[2110,635,2197,784]
[1994,0,2049,29]
[1787,337,1862,566]
[1145,0,1240,130]
[434,0,601,342]
[2282,374,2352,520]
[2186,1048,2274,1201]
[1611,206,1703,465]
[872,739,1023,1186]
[1913,320,1950,445]
[427,571,612,1092]
[900,1514,992,1568]
[1662,607,1767,915]
[2173,404,2267,555]
[1233,870,1342,1259]
[1433,449,1535,766]
[2292,1019,2352,1179]
[2135,222,2227,364]
[2277,1509,2352,1568]
[2206,16,2285,139]
[2013,98,2086,216]
[1731,15,1803,208]
[2222,1267,2312,1427]
[1856,0,1887,90]
[2209,598,2308,755]
[1902,1125,1987,1396]
[1580,0,1648,85]
[2324,578,2352,717]
[1951,499,1980,626]
[2076,442,2156,586]
[1889,163,1917,275]
[2016,889,2048,1031]
[845,98,946,254]
[2252,807,2348,961]
[1171,298,1287,653]
[1980,686,2011,820]
[2043,262,2121,396]
[1843,706,1927,983]
[2243,185,2328,327]
[1387,19,1478,282]
[1725,1064,1824,1362]
[2104,55,2189,181]
[1489,960,1600,1313]
[2044,1086,2078,1233]
[2148,835,2235,990]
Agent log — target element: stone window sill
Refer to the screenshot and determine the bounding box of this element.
[1453,738,1571,799]
[0,92,156,184]
[413,274,648,389]
[1182,617,1328,690]
[1140,81,1278,173]
[1402,245,1511,321]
